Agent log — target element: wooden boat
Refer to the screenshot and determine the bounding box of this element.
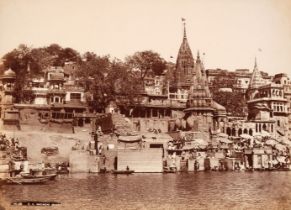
[99,168,110,174]
[57,168,69,174]
[112,170,134,175]
[276,167,290,171]
[21,173,57,180]
[6,176,50,185]
[163,167,177,173]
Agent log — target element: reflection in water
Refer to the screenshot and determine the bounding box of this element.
[1,172,291,210]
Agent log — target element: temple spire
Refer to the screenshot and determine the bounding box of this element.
[182,18,187,39]
[197,51,200,61]
[249,57,264,89]
[175,18,194,86]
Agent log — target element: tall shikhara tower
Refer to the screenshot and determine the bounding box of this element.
[249,58,265,89]
[173,20,226,139]
[175,21,195,88]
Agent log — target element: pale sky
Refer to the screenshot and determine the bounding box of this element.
[0,0,291,75]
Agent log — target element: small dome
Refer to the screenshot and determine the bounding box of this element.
[212,101,226,111]
[3,68,16,77]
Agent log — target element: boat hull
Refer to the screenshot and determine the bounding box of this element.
[21,174,57,180]
[112,170,134,175]
[6,177,50,185]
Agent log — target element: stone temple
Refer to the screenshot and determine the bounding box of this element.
[173,22,227,140]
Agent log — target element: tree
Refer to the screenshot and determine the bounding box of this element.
[76,53,111,111]
[126,50,167,83]
[108,60,142,105]
[212,91,247,117]
[209,72,247,117]
[55,47,81,66]
[2,44,32,102]
[30,47,55,76]
[2,44,82,102]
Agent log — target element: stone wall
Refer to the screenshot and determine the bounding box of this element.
[139,118,169,133]
[69,150,99,173]
[117,148,163,172]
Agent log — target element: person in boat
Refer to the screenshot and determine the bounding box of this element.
[30,169,35,176]
[126,166,130,171]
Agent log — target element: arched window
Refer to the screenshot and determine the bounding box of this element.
[243,128,248,134]
[226,127,231,136]
[249,129,253,136]
[262,124,267,131]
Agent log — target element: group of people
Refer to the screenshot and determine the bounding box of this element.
[0,134,20,151]
[0,134,26,161]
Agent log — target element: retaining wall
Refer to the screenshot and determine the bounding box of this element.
[117,148,163,172]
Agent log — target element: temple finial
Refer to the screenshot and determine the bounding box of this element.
[254,57,257,69]
[182,18,186,39]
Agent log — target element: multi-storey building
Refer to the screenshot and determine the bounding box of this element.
[247,62,289,137]
[0,65,88,131]
[272,73,291,138]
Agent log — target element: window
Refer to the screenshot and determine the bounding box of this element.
[70,93,81,100]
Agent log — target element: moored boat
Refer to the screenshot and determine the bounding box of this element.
[163,167,177,173]
[6,176,50,185]
[112,170,134,175]
[57,168,69,174]
[21,173,57,180]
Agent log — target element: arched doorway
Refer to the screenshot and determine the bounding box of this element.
[243,128,248,134]
[249,129,253,136]
[262,124,267,131]
[226,127,231,136]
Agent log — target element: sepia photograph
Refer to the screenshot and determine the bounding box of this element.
[0,0,291,209]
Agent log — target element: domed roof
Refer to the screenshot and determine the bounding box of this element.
[3,68,16,77]
[212,101,226,111]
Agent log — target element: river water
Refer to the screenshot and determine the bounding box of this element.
[1,172,290,210]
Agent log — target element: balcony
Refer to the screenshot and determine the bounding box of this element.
[32,87,48,95]
[47,89,66,95]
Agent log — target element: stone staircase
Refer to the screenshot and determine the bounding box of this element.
[111,113,136,135]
